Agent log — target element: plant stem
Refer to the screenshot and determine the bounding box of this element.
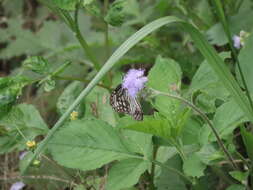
[150,145,159,189]
[59,8,100,71]
[212,0,253,112]
[151,88,238,170]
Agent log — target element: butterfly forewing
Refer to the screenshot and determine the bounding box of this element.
[110,84,143,120]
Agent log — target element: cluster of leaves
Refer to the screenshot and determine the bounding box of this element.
[1,0,253,190]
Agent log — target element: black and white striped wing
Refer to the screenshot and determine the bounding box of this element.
[110,84,143,120]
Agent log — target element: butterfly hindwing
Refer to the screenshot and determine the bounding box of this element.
[110,84,143,120]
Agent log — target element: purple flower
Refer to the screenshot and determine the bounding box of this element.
[122,69,148,98]
[10,182,25,190]
[233,35,241,49]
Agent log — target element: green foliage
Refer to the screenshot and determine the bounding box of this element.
[2,0,253,189]
[48,119,141,170]
[106,158,149,190]
[22,56,49,74]
[0,104,48,153]
[0,76,30,118]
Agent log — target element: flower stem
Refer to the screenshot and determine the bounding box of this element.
[151,88,238,170]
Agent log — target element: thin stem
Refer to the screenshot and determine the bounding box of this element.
[151,88,238,170]
[150,145,159,188]
[59,8,100,71]
[212,0,253,112]
[235,151,251,169]
[14,126,28,141]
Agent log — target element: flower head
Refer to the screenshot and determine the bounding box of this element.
[10,181,25,190]
[70,111,78,120]
[122,69,148,98]
[26,140,36,148]
[233,30,250,49]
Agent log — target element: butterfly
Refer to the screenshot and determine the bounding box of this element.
[110,84,143,120]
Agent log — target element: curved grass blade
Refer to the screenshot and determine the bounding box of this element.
[21,16,253,174]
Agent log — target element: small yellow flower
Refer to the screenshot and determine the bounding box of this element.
[70,111,78,120]
[26,140,36,148]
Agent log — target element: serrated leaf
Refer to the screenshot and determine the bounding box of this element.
[0,76,30,118]
[183,153,206,178]
[148,55,182,121]
[0,104,48,153]
[106,158,148,190]
[119,116,172,140]
[48,119,140,170]
[22,56,49,74]
[209,100,248,141]
[44,78,56,92]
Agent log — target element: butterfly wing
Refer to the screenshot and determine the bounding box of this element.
[110,84,143,120]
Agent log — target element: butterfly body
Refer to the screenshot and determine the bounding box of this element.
[110,84,143,120]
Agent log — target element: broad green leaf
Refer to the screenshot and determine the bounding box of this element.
[183,153,206,178]
[22,56,49,74]
[240,126,253,161]
[155,155,186,190]
[148,55,182,121]
[209,100,248,141]
[82,0,94,6]
[85,86,116,126]
[0,76,30,118]
[74,185,86,190]
[48,119,140,170]
[190,52,230,101]
[195,93,216,113]
[0,104,48,153]
[119,116,172,140]
[237,34,253,93]
[106,158,148,190]
[195,144,223,165]
[57,81,84,115]
[121,130,153,159]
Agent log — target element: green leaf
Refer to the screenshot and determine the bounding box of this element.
[52,0,79,10]
[43,78,56,92]
[183,153,206,178]
[105,0,139,27]
[119,116,172,140]
[0,104,48,153]
[0,76,30,118]
[48,119,140,170]
[209,100,248,141]
[237,34,253,93]
[240,126,253,161]
[22,56,49,74]
[155,155,186,190]
[85,86,116,126]
[57,81,84,115]
[106,158,148,190]
[82,0,94,6]
[229,171,249,182]
[148,55,182,120]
